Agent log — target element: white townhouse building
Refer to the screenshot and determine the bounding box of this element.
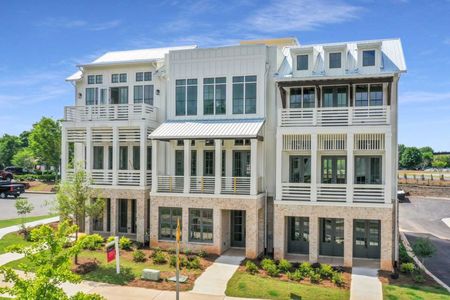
[62,37,406,271]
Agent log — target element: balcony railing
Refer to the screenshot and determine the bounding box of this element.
[118,170,140,186]
[279,106,390,127]
[91,170,113,185]
[281,182,311,201]
[190,176,215,194]
[221,177,251,195]
[64,103,157,122]
[317,184,347,202]
[157,176,184,193]
[353,184,385,203]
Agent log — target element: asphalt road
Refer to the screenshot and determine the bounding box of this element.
[400,196,450,286]
[0,192,56,220]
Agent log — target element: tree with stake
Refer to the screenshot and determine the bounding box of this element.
[15,198,34,240]
[56,167,104,264]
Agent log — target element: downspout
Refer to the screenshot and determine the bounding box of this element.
[264,53,270,254]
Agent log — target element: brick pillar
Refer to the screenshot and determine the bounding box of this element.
[309,216,319,263]
[380,217,394,271]
[245,207,259,259]
[136,194,146,244]
[273,212,285,260]
[344,218,353,267]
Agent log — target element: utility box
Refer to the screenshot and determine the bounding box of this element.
[142,269,160,281]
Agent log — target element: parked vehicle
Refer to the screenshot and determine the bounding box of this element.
[0,182,25,198]
[4,166,28,175]
[0,170,13,181]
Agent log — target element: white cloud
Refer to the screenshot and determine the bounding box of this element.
[400,91,450,103]
[37,17,121,31]
[245,0,361,33]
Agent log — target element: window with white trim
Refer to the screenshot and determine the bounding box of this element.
[203,77,226,115]
[232,76,256,114]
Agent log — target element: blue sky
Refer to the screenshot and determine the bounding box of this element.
[1,0,449,150]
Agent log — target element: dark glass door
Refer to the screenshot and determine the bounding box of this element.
[231,210,246,247]
[320,218,344,256]
[353,220,381,259]
[118,199,128,233]
[287,217,309,254]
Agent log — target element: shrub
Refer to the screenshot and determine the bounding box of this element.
[287,269,303,281]
[311,262,321,269]
[399,243,413,263]
[169,255,177,267]
[107,236,115,243]
[153,251,167,264]
[400,262,415,274]
[119,236,133,250]
[299,262,313,277]
[168,247,176,254]
[183,248,192,255]
[245,261,259,274]
[179,256,188,268]
[332,272,344,287]
[265,263,280,277]
[188,256,201,269]
[133,249,146,263]
[319,264,335,279]
[278,259,292,273]
[261,258,276,271]
[412,271,425,283]
[79,234,104,250]
[309,271,321,284]
[198,250,207,258]
[152,246,162,252]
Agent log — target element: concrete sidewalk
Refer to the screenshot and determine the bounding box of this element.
[0,216,60,239]
[350,267,382,300]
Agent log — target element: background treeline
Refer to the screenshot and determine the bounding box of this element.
[398,145,450,170]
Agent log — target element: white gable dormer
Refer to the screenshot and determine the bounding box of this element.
[357,41,382,74]
[291,46,319,77]
[323,44,348,76]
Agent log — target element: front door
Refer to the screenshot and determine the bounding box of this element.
[287,217,309,254]
[231,210,246,247]
[353,220,381,259]
[320,218,344,256]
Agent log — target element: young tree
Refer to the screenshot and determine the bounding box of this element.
[15,198,34,239]
[12,147,36,170]
[29,117,61,169]
[412,237,436,266]
[0,221,104,300]
[400,147,423,169]
[57,167,104,264]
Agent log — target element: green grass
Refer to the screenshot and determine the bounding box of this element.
[0,232,32,254]
[383,284,450,300]
[0,214,57,229]
[225,271,350,300]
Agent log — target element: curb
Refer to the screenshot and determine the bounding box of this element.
[24,191,56,195]
[400,231,450,292]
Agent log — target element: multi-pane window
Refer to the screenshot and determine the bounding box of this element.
[191,150,197,176]
[189,208,213,243]
[322,86,348,107]
[204,150,215,176]
[362,50,376,67]
[232,76,257,114]
[108,146,113,170]
[297,54,309,70]
[222,150,226,176]
[93,146,104,169]
[95,75,103,84]
[355,84,383,106]
[111,74,119,83]
[355,156,382,184]
[110,87,128,104]
[147,146,152,170]
[86,88,98,105]
[321,156,346,184]
[175,150,184,176]
[87,75,95,84]
[176,79,197,116]
[136,72,152,82]
[203,77,226,115]
[289,87,315,108]
[159,207,182,240]
[289,156,311,183]
[329,52,342,69]
[133,85,154,105]
[234,139,250,146]
[119,146,128,170]
[233,150,251,177]
[119,73,127,83]
[132,146,140,170]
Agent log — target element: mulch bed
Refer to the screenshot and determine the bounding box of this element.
[379,270,442,288]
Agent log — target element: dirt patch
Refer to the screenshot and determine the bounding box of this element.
[26,181,56,192]
[379,270,441,287]
[399,184,450,198]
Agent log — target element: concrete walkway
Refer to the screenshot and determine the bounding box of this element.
[0,216,60,239]
[350,266,382,300]
[192,248,246,295]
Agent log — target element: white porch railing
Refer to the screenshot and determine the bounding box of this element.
[64,103,157,122]
[317,184,347,202]
[157,176,184,193]
[91,170,113,185]
[146,171,152,186]
[190,176,215,194]
[118,170,140,186]
[221,177,251,195]
[279,106,390,127]
[281,182,311,201]
[353,184,385,203]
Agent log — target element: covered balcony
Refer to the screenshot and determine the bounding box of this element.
[64,103,157,122]
[150,119,265,196]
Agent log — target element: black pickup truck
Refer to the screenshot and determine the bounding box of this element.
[0,181,25,198]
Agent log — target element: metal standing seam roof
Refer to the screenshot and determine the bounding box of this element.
[149,119,265,140]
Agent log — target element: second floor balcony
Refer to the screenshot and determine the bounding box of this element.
[64,103,157,122]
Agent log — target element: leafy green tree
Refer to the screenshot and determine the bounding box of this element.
[18,130,31,148]
[29,117,61,169]
[12,147,36,170]
[0,134,21,167]
[398,144,406,162]
[0,221,104,300]
[412,238,436,266]
[57,167,104,264]
[15,198,33,238]
[400,147,423,169]
[419,146,434,154]
[421,151,434,168]
[432,157,447,169]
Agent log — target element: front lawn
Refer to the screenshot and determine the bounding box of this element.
[383,284,450,300]
[226,271,350,300]
[0,232,32,254]
[0,214,57,229]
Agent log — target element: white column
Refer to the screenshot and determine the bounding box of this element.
[140,126,147,187]
[85,127,92,173]
[112,127,119,186]
[183,140,191,193]
[275,132,282,201]
[250,139,258,195]
[346,133,354,203]
[151,140,158,193]
[214,139,222,194]
[310,133,318,202]
[197,141,204,177]
[61,127,68,181]
[385,131,393,204]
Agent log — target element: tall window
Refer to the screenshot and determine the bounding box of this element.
[134,85,154,105]
[147,146,152,170]
[132,146,140,170]
[203,77,226,115]
[191,150,197,176]
[322,86,348,107]
[119,146,128,170]
[176,79,197,116]
[297,54,309,70]
[329,52,342,69]
[355,156,382,184]
[289,87,315,108]
[159,207,182,240]
[86,88,98,105]
[289,156,311,183]
[175,150,184,176]
[108,146,113,170]
[370,85,383,106]
[355,84,383,106]
[321,156,346,184]
[232,76,257,114]
[362,50,376,67]
[189,208,213,242]
[204,150,215,176]
[110,87,128,104]
[93,146,104,169]
[233,150,251,177]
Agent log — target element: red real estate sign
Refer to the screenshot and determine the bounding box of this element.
[106,244,116,262]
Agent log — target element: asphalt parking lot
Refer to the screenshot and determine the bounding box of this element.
[0,192,56,220]
[400,196,450,286]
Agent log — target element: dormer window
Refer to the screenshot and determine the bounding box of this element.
[329,52,342,69]
[362,50,376,67]
[297,54,309,70]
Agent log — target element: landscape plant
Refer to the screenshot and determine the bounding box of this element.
[14,198,34,239]
[132,249,146,263]
[400,262,415,274]
[152,250,167,264]
[287,269,304,281]
[119,236,132,250]
[298,262,313,277]
[245,260,259,274]
[412,238,436,266]
[319,264,334,279]
[277,259,292,273]
[79,234,104,250]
